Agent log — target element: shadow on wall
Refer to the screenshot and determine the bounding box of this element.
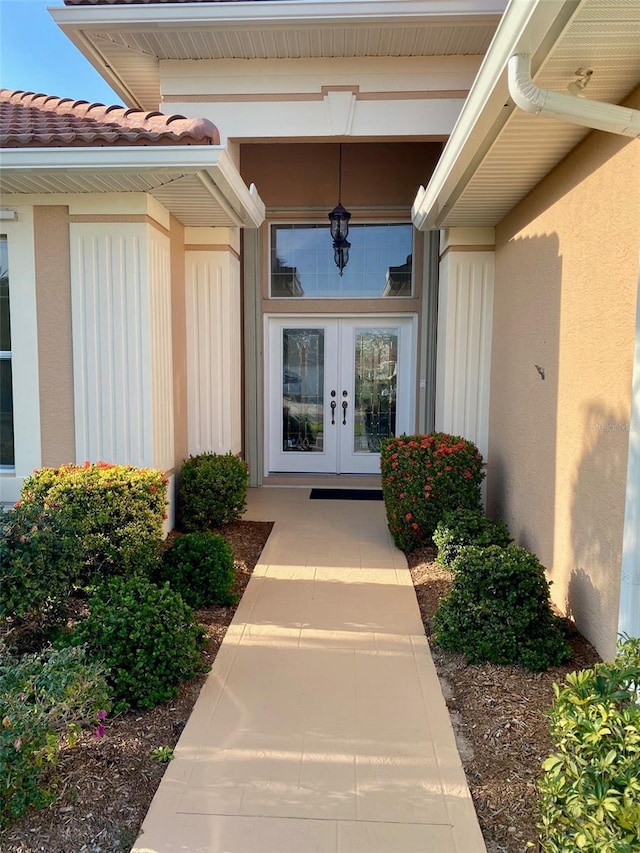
[568,402,631,660]
[486,232,561,572]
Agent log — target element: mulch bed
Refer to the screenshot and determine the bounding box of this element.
[407,546,601,853]
[1,526,600,853]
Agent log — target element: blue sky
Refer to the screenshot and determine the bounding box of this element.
[0,0,120,104]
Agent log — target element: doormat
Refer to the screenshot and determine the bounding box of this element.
[309,489,383,501]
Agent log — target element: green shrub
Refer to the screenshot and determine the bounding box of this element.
[153,532,236,608]
[433,509,512,568]
[0,501,81,625]
[178,452,248,532]
[432,545,570,671]
[380,433,484,551]
[538,636,640,852]
[20,463,167,582]
[0,643,111,827]
[73,575,205,710]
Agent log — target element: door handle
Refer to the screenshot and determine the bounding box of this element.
[342,399,348,425]
[330,400,336,425]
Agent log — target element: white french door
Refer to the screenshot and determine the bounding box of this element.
[266,316,415,475]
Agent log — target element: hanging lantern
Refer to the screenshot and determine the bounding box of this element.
[328,144,351,275]
[328,203,351,243]
[333,238,351,276]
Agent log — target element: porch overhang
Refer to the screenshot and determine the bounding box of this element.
[51,0,506,111]
[412,0,640,231]
[0,145,265,227]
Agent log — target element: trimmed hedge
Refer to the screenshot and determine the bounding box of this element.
[432,544,570,671]
[20,463,167,582]
[381,433,484,551]
[153,532,236,608]
[178,452,248,531]
[538,636,640,852]
[72,575,205,710]
[0,501,81,624]
[433,509,512,568]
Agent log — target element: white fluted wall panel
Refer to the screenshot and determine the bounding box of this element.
[435,250,494,459]
[186,251,242,457]
[148,229,174,471]
[70,224,152,467]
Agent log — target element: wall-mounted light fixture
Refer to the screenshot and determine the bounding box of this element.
[0,209,18,221]
[328,144,351,276]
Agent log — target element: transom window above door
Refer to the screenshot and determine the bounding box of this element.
[270,223,413,299]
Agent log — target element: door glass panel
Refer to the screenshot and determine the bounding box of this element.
[353,328,398,453]
[282,328,325,453]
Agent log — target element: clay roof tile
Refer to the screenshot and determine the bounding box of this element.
[0,89,220,148]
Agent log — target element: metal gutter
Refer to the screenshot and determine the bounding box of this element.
[0,146,266,227]
[508,53,640,139]
[51,1,506,28]
[412,0,583,231]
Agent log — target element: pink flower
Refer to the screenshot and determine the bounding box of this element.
[93,709,107,739]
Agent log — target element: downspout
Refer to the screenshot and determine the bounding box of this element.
[508,53,640,138]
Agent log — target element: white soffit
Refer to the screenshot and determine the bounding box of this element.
[0,147,266,228]
[51,0,506,111]
[413,0,640,230]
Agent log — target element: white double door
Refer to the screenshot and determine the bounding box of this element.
[266,316,415,475]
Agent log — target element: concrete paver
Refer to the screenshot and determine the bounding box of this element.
[132,488,486,853]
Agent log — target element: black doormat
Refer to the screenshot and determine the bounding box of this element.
[309,488,383,501]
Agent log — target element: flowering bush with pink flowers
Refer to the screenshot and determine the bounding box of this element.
[380,433,484,551]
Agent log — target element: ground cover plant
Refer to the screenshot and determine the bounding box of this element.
[381,432,484,551]
[0,644,111,828]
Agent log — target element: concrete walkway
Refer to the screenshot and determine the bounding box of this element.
[133,488,486,853]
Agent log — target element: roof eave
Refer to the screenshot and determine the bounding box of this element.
[0,145,265,228]
[51,0,506,110]
[411,0,583,231]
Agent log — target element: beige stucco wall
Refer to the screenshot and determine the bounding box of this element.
[241,142,442,210]
[34,205,76,467]
[488,93,640,660]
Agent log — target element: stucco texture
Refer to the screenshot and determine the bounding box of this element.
[488,102,640,660]
[34,205,75,467]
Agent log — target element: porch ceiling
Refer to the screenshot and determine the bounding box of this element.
[0,147,266,228]
[50,0,506,111]
[412,0,640,230]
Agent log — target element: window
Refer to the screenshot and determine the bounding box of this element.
[0,236,14,468]
[270,223,413,299]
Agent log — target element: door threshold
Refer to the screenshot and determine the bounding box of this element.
[262,473,382,489]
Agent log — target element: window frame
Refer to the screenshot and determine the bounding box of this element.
[0,234,13,471]
[0,210,42,501]
[268,220,415,300]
